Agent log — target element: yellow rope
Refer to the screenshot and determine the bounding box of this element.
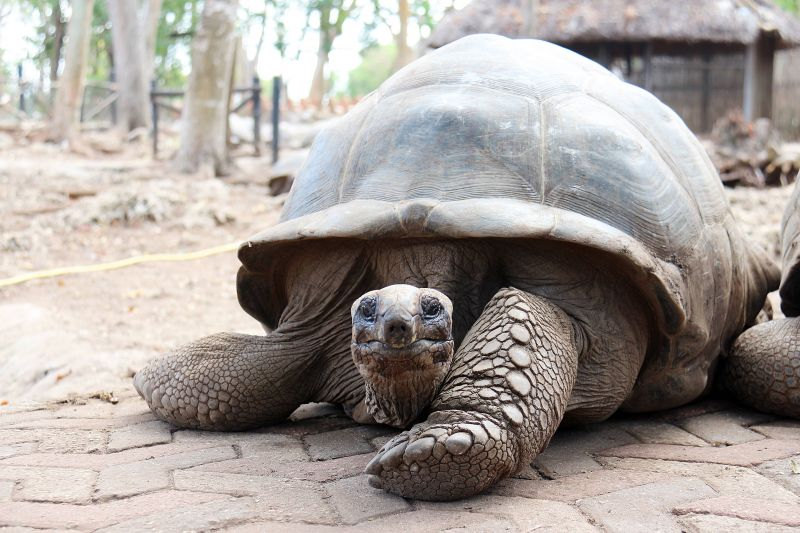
[0,241,241,288]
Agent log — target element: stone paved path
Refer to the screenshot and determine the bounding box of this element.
[1,388,799,532]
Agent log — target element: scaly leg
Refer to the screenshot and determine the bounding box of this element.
[134,329,321,430]
[722,317,800,418]
[366,287,581,500]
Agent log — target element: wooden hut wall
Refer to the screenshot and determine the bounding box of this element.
[774,48,800,138]
[569,42,745,133]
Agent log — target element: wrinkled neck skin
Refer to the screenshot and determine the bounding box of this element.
[352,339,454,427]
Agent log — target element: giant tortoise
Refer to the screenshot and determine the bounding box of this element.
[134,35,783,501]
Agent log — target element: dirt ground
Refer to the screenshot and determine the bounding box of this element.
[0,140,795,405]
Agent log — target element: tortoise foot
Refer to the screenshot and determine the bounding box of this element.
[724,317,800,418]
[365,410,516,501]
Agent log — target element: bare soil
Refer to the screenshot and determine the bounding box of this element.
[0,141,794,405]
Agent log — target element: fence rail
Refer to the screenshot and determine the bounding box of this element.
[150,76,264,159]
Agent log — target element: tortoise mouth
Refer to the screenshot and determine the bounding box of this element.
[352,339,453,376]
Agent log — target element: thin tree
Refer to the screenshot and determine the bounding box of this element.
[142,0,163,83]
[174,0,239,176]
[370,0,435,74]
[107,0,150,131]
[48,0,95,144]
[308,0,358,108]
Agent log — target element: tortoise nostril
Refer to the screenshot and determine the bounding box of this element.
[384,317,412,345]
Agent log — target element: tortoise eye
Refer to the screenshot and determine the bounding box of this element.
[421,296,442,320]
[358,297,377,322]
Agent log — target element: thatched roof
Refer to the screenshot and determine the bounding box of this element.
[427,0,800,50]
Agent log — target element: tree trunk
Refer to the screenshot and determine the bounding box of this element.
[48,0,95,144]
[50,1,66,83]
[309,30,330,108]
[108,0,150,131]
[142,0,163,83]
[391,0,412,73]
[174,0,239,177]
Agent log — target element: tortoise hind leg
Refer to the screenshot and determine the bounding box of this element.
[134,329,323,430]
[722,318,800,418]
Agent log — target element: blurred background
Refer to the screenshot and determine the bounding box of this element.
[1,0,800,403]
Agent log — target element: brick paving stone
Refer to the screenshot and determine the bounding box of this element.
[676,411,768,446]
[0,429,107,454]
[751,421,800,441]
[601,457,800,503]
[578,478,717,533]
[0,430,41,446]
[95,497,262,533]
[0,410,60,427]
[0,443,37,460]
[107,421,172,452]
[599,439,800,466]
[618,420,708,446]
[674,495,800,527]
[198,451,373,482]
[173,470,337,524]
[0,480,14,502]
[0,466,96,504]
[96,445,236,500]
[0,490,225,530]
[325,474,411,524]
[3,413,156,430]
[225,522,341,532]
[37,429,107,454]
[678,513,800,533]
[305,426,395,461]
[757,454,800,495]
[534,426,637,478]
[173,429,308,462]
[265,416,359,437]
[95,461,169,500]
[417,494,598,531]
[355,509,516,532]
[490,467,673,502]
[0,441,218,469]
[657,399,736,422]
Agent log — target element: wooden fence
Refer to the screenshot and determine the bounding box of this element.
[774,48,800,139]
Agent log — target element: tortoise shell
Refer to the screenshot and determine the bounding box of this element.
[239,35,777,395]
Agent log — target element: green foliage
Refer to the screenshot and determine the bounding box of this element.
[346,43,395,97]
[87,0,112,81]
[363,0,436,48]
[775,0,799,13]
[154,0,200,87]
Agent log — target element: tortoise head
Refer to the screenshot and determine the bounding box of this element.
[351,285,454,428]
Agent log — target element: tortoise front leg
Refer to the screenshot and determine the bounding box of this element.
[134,329,321,430]
[366,287,581,500]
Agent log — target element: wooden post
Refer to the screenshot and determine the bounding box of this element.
[252,75,261,156]
[644,42,654,92]
[271,76,281,164]
[743,33,776,121]
[701,51,712,133]
[17,64,24,112]
[150,79,159,158]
